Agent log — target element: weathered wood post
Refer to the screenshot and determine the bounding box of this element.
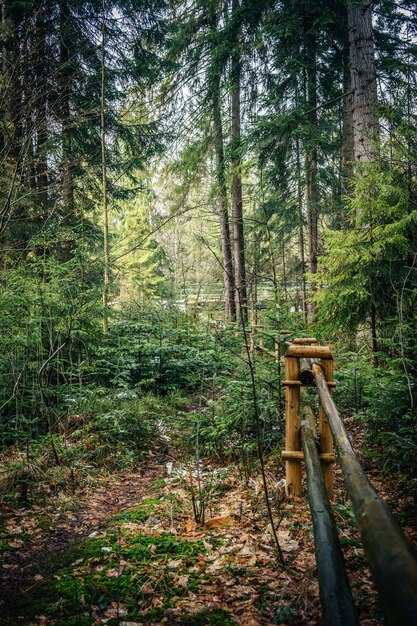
[283,353,302,495]
[320,358,334,498]
[283,342,335,498]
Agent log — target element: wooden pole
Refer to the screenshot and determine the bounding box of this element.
[284,355,301,495]
[286,345,332,359]
[256,345,277,359]
[320,359,334,498]
[312,362,417,626]
[299,357,314,385]
[293,337,318,345]
[301,406,359,626]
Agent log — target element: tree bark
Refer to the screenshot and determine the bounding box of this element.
[35,5,48,216]
[347,0,378,163]
[303,13,318,319]
[230,0,247,324]
[59,0,75,219]
[101,0,109,333]
[1,0,21,161]
[0,1,24,238]
[212,66,235,320]
[341,42,354,202]
[370,300,378,367]
[296,136,308,322]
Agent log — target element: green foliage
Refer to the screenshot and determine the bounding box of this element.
[315,158,417,473]
[0,392,184,504]
[179,346,284,462]
[0,253,103,444]
[335,352,416,472]
[315,163,415,333]
[96,303,238,392]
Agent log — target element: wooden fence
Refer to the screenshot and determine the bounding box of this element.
[253,331,417,626]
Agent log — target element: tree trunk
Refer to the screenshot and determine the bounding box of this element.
[341,42,354,204]
[303,14,318,319]
[60,0,74,218]
[101,0,109,333]
[347,0,378,163]
[230,0,247,324]
[35,6,48,216]
[212,72,236,320]
[0,1,23,236]
[281,235,287,300]
[370,301,378,367]
[1,1,21,161]
[296,136,308,322]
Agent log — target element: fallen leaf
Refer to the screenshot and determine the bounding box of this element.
[175,574,189,587]
[106,568,121,577]
[140,583,154,595]
[205,515,234,528]
[276,529,299,552]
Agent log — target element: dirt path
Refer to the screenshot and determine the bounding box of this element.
[0,459,165,623]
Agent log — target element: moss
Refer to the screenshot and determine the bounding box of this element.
[0,539,11,553]
[115,497,160,523]
[0,525,32,554]
[178,609,235,625]
[149,478,167,492]
[141,606,167,622]
[34,513,53,530]
[124,533,205,560]
[12,529,208,623]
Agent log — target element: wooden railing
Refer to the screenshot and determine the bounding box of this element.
[254,333,417,625]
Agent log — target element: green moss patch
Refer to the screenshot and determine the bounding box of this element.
[177,609,235,625]
[12,524,208,624]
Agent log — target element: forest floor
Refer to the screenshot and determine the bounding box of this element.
[0,420,416,626]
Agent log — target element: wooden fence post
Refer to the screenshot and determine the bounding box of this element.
[284,354,302,495]
[283,341,335,499]
[320,359,334,499]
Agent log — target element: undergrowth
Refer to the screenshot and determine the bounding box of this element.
[0,391,185,505]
